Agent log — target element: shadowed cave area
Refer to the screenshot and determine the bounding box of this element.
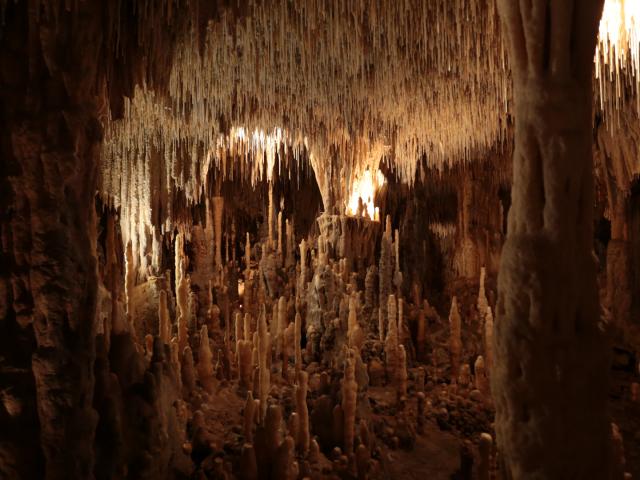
[1,1,640,479]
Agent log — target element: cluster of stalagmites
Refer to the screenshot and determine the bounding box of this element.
[95,188,526,479]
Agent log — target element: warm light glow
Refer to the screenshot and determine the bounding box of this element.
[598,0,639,69]
[346,169,385,220]
[596,0,640,115]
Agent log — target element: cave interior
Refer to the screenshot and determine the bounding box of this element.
[1,0,640,479]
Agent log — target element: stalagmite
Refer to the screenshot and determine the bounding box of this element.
[285,219,295,268]
[237,339,254,389]
[364,265,377,313]
[182,346,197,397]
[393,229,402,293]
[295,370,310,454]
[299,239,307,298]
[342,351,358,455]
[213,196,224,269]
[175,233,190,352]
[385,295,399,388]
[235,312,243,350]
[611,423,627,480]
[144,334,154,363]
[379,222,393,337]
[348,295,364,351]
[449,297,462,380]
[258,307,271,422]
[158,290,171,345]
[397,345,408,401]
[239,443,258,480]
[294,312,303,377]
[277,296,287,357]
[459,364,471,388]
[355,444,369,480]
[245,233,251,272]
[171,337,183,387]
[309,439,320,464]
[484,307,494,375]
[125,241,136,334]
[244,313,252,342]
[277,211,283,258]
[474,356,489,398]
[416,392,426,434]
[273,436,295,480]
[197,325,215,393]
[478,433,492,480]
[268,185,275,249]
[477,267,489,320]
[244,391,257,443]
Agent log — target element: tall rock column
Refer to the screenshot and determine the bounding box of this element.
[0,3,104,478]
[493,1,610,478]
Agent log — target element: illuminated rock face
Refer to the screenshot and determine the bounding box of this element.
[316,214,381,267]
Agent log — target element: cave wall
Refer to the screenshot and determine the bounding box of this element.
[0,2,207,478]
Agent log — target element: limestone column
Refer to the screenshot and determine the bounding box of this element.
[493,1,610,478]
[0,3,104,478]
